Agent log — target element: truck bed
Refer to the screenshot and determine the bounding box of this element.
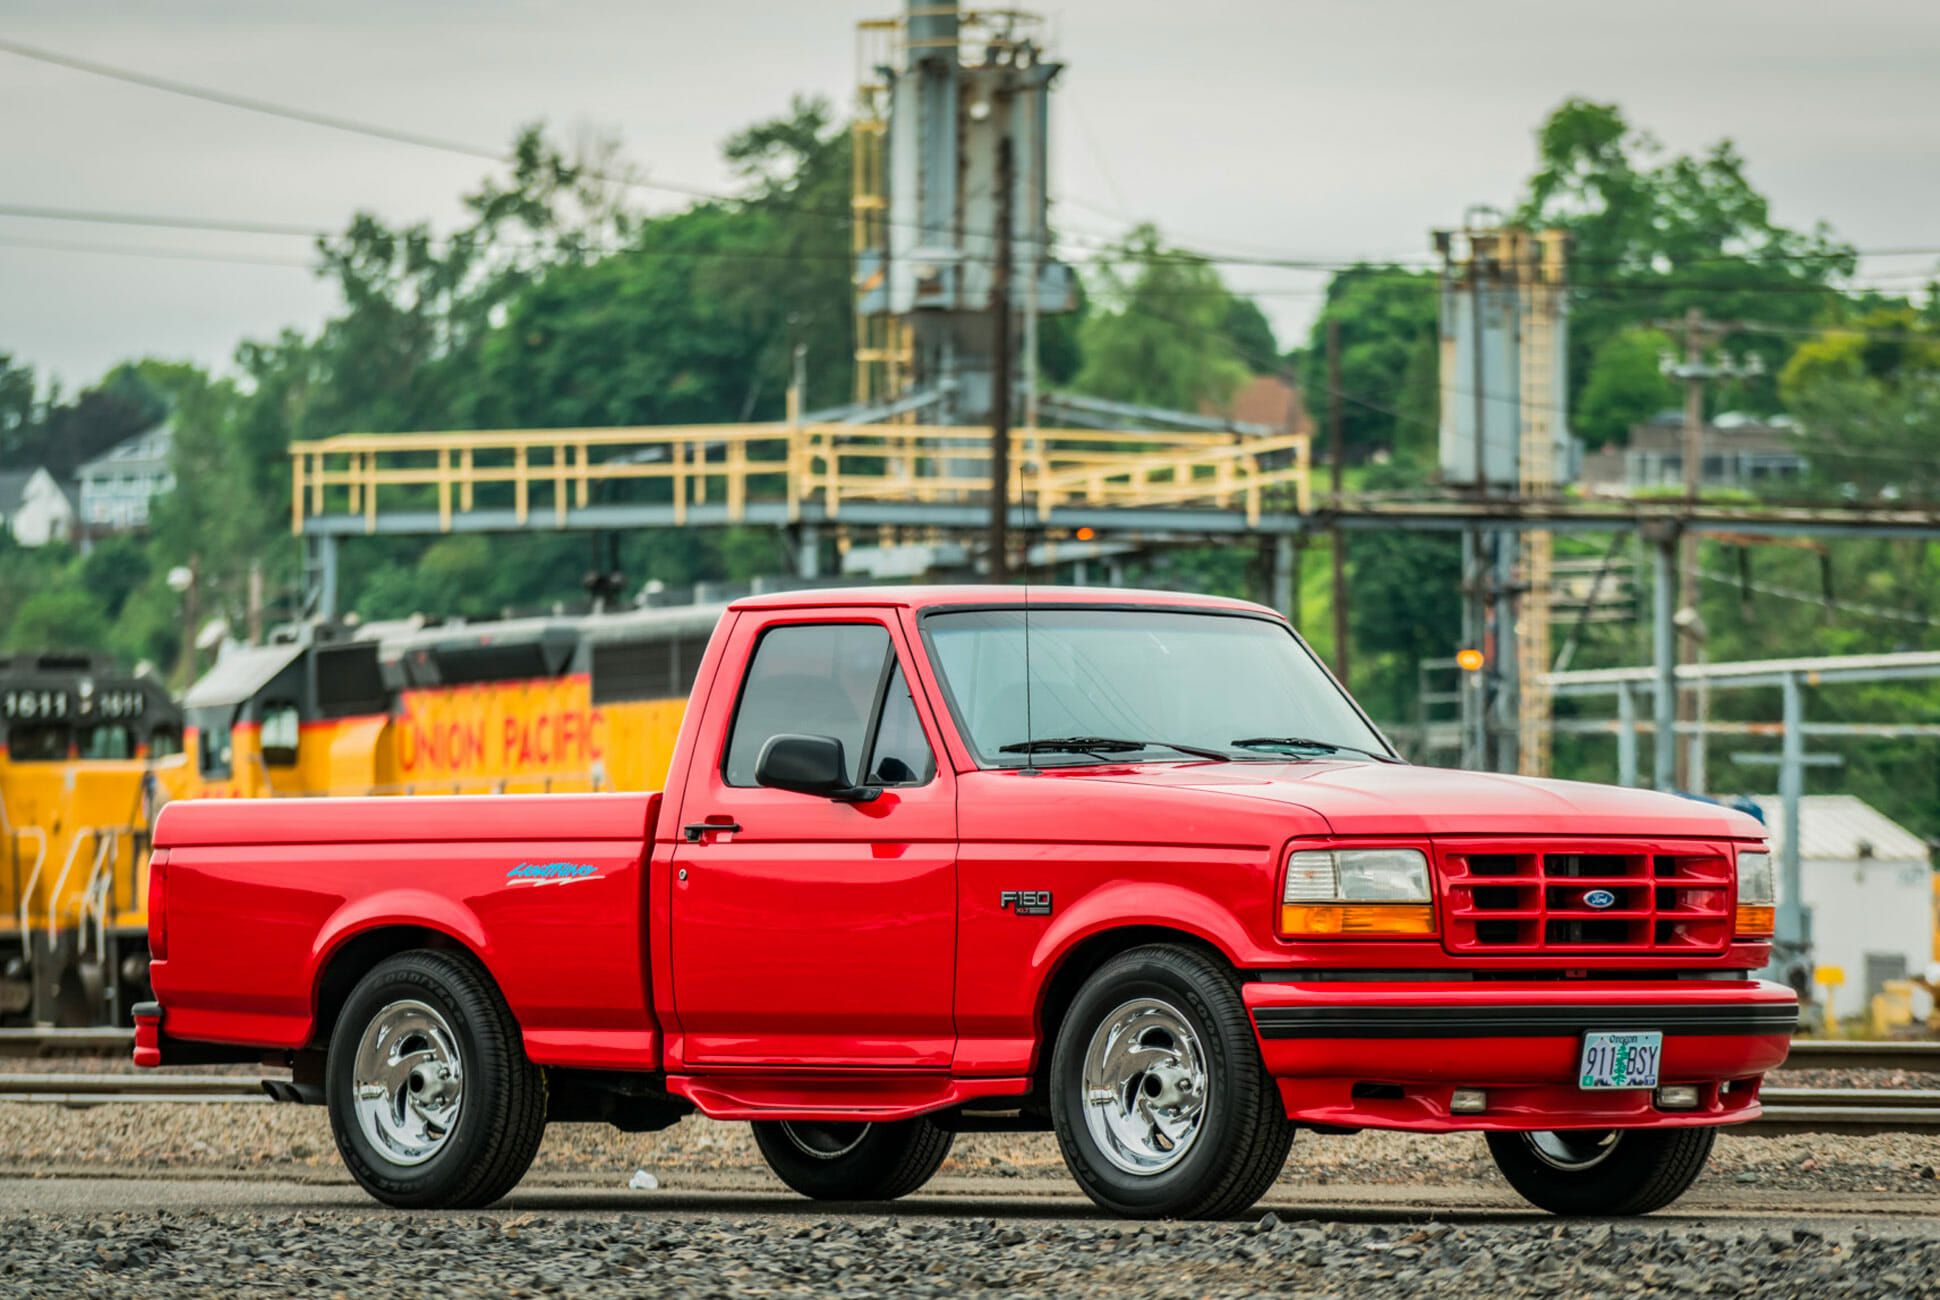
[148,793,662,1069]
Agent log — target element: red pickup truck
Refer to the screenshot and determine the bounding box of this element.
[136,586,1794,1219]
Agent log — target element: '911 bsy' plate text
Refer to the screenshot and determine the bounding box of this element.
[1578,1030,1663,1089]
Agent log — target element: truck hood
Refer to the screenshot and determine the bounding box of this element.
[1072,761,1765,840]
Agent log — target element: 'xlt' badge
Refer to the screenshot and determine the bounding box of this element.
[999,889,1053,917]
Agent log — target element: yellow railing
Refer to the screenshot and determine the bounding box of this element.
[289,423,1312,534]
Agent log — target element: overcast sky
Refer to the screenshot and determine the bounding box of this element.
[2,0,1936,390]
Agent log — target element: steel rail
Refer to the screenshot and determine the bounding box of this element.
[0,1073,1936,1132]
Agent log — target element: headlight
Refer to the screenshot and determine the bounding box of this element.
[1734,849,1776,938]
[1735,851,1774,903]
[1280,847,1435,937]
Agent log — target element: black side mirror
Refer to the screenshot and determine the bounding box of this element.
[754,733,879,802]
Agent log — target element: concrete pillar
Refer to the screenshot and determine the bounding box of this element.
[311,534,340,623]
[1616,681,1638,788]
[796,524,823,580]
[1778,672,1807,959]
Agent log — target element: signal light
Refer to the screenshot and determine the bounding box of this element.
[1075,527,1096,542]
[1456,648,1485,672]
[1280,903,1437,938]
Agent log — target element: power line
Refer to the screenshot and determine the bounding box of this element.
[9,39,1935,286]
[0,234,314,269]
[0,37,1121,261]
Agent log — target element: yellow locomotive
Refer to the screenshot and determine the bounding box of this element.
[2,603,721,1025]
[0,652,185,1025]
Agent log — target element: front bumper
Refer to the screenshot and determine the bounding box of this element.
[1245,977,1797,1132]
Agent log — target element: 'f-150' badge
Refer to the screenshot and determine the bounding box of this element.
[1000,890,1053,916]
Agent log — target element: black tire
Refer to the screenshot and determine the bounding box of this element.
[1485,1126,1715,1216]
[326,949,547,1208]
[750,1118,954,1201]
[1049,945,1293,1219]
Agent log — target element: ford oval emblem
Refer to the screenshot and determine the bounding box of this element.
[1582,889,1617,910]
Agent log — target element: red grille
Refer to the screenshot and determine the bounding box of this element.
[1439,842,1732,956]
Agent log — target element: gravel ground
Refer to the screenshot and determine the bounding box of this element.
[2,1098,1938,1297]
[4,1101,1940,1197]
[2,1207,1939,1297]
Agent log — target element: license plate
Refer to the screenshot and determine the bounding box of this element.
[1578,1031,1663,1089]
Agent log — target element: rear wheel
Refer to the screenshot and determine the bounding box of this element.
[326,950,547,1208]
[1049,945,1293,1219]
[1485,1126,1715,1215]
[750,1118,954,1201]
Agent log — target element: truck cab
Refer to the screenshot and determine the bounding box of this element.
[140,586,1794,1219]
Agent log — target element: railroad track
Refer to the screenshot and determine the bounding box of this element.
[4,1032,1937,1129]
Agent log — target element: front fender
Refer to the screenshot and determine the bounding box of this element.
[1031,879,1254,992]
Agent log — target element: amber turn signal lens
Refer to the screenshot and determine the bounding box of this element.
[1734,904,1776,939]
[1280,903,1436,938]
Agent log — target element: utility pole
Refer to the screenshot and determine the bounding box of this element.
[1658,309,1760,787]
[1327,318,1350,688]
[987,121,1015,582]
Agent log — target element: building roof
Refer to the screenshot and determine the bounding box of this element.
[1747,794,1930,864]
[77,423,173,478]
[1204,374,1311,436]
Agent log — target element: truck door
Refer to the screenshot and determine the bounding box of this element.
[669,610,957,1068]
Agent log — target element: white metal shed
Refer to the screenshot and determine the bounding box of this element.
[1749,794,1934,1020]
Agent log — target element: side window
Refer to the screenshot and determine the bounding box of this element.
[148,724,182,759]
[864,666,935,787]
[259,701,301,766]
[196,710,235,779]
[723,624,892,787]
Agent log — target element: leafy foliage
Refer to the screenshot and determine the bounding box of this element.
[1073,225,1257,412]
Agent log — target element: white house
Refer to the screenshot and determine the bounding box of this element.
[76,423,174,532]
[0,467,76,546]
[1751,794,1935,1021]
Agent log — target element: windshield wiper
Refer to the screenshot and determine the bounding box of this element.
[1230,736,1399,763]
[1000,736,1234,762]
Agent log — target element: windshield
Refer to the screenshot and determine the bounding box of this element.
[924,607,1391,767]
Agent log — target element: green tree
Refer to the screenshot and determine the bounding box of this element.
[1299,267,1439,463]
[5,586,109,652]
[1516,98,1856,424]
[1072,225,1251,412]
[1574,327,1677,447]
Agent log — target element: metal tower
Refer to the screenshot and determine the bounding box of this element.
[851,2,1076,423]
[1434,220,1573,774]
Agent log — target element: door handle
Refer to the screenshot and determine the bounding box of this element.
[682,821,741,843]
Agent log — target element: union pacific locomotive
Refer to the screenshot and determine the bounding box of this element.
[1,604,723,1025]
[0,652,182,1025]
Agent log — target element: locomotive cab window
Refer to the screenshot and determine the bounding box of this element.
[195,710,235,779]
[76,723,135,761]
[6,724,70,762]
[259,700,301,766]
[148,723,182,759]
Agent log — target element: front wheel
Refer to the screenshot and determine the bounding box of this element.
[326,949,548,1208]
[751,1118,954,1201]
[1485,1126,1715,1215]
[1050,945,1293,1219]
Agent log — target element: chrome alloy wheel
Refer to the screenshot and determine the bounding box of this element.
[352,998,465,1167]
[1081,996,1211,1175]
[1524,1129,1621,1171]
[778,1121,872,1161]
